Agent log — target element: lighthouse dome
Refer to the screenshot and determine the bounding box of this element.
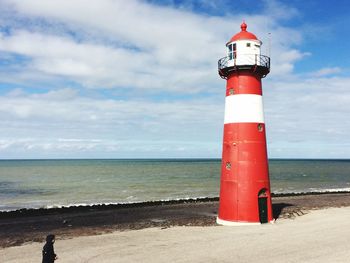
[228,22,258,42]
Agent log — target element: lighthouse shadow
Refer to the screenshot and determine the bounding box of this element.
[272,203,294,220]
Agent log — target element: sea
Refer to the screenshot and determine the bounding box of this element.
[1,159,350,212]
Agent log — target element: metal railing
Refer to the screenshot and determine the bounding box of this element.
[218,54,270,70]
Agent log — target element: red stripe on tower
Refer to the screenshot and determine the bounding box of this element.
[217,22,273,225]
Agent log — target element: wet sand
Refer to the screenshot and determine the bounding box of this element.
[1,192,350,249]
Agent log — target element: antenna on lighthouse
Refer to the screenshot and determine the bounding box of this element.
[268,32,271,58]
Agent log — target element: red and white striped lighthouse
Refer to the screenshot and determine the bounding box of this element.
[217,22,273,225]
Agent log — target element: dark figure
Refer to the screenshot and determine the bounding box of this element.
[42,234,58,263]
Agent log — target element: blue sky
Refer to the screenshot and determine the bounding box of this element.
[0,0,350,159]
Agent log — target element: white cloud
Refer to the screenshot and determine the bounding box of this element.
[0,87,224,157]
[263,75,350,157]
[262,0,300,21]
[0,0,349,158]
[310,67,342,77]
[0,0,306,92]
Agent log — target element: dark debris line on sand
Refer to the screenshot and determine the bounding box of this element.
[1,193,350,248]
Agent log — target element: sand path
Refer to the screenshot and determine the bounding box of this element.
[1,206,350,262]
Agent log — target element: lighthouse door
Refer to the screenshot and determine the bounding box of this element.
[258,189,268,223]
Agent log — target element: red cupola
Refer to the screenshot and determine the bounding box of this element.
[229,22,258,42]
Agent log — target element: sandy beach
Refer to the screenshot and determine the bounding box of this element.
[1,205,350,262]
[1,193,350,262]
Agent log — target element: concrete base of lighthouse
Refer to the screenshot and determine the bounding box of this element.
[216,217,275,226]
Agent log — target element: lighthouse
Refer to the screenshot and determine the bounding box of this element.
[217,22,273,225]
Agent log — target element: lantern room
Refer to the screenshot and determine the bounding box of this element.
[218,22,270,78]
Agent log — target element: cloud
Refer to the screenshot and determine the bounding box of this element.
[262,0,299,21]
[263,75,350,157]
[0,87,224,157]
[310,67,342,77]
[0,0,306,92]
[0,0,349,158]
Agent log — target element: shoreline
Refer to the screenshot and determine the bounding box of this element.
[1,192,350,248]
[2,190,350,216]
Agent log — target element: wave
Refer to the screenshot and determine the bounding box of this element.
[272,187,350,196]
[0,196,219,216]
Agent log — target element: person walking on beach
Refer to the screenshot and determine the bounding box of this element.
[42,234,58,263]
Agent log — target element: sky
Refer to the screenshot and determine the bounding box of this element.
[0,0,350,159]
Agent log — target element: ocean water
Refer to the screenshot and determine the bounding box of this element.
[0,159,350,212]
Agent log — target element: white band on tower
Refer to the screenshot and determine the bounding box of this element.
[224,94,265,124]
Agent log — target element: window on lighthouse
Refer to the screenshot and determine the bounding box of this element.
[228,43,236,60]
